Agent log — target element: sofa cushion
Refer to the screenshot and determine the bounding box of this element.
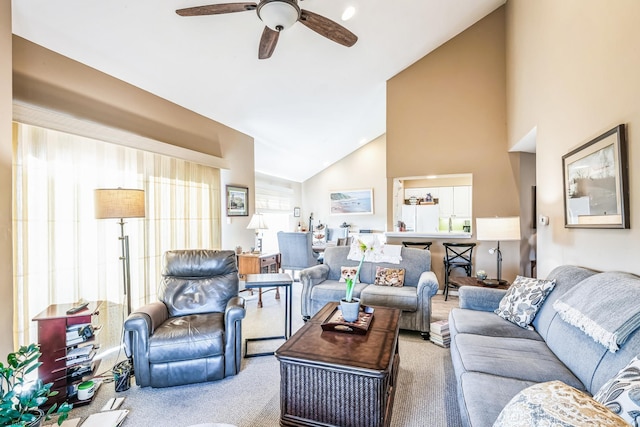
[360,284,417,311]
[374,267,405,287]
[494,381,627,427]
[494,275,556,329]
[459,372,536,427]
[149,313,225,363]
[594,353,640,424]
[310,280,368,305]
[453,333,584,389]
[449,308,544,341]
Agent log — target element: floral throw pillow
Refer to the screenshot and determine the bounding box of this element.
[339,266,360,283]
[494,275,556,330]
[594,354,640,425]
[374,267,405,287]
[493,381,628,427]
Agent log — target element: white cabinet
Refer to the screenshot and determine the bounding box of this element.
[437,186,471,218]
[401,205,439,232]
[453,186,471,217]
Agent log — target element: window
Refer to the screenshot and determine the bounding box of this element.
[13,122,220,345]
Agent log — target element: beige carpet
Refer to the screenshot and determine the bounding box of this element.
[53,288,462,426]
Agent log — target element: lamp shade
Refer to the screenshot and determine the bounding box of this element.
[476,217,520,241]
[95,189,145,219]
[257,0,300,31]
[247,213,268,230]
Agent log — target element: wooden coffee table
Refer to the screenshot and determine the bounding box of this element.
[275,302,401,427]
[449,275,511,290]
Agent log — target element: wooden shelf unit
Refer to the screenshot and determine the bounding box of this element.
[32,301,103,408]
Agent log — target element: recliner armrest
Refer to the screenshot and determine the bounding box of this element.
[123,301,168,387]
[224,296,246,376]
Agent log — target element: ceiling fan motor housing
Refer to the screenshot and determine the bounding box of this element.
[257,0,301,31]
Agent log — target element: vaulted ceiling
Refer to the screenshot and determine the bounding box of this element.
[12,0,505,182]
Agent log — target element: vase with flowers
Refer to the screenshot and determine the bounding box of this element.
[341,239,374,322]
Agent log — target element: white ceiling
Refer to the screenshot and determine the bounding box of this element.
[12,0,505,182]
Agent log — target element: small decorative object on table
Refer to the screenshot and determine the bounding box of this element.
[476,270,487,280]
[340,239,374,321]
[322,305,374,335]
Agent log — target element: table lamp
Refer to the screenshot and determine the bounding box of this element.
[476,217,521,285]
[247,213,268,253]
[95,188,145,315]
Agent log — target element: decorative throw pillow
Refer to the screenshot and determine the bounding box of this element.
[339,266,360,283]
[494,275,556,330]
[493,381,628,427]
[594,354,640,425]
[374,267,405,287]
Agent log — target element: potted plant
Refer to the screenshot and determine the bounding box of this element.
[0,343,72,427]
[342,239,374,322]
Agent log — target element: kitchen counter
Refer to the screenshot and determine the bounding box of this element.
[385,231,472,239]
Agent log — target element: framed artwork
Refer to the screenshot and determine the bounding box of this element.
[330,189,373,215]
[226,185,248,216]
[562,124,629,228]
[293,207,301,217]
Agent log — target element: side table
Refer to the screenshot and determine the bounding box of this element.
[244,273,293,358]
[237,252,281,307]
[449,276,511,291]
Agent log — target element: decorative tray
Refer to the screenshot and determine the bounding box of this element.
[321,305,374,335]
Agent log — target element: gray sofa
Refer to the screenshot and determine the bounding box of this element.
[300,245,439,337]
[449,265,640,427]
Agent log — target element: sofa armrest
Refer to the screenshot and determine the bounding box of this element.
[458,286,507,312]
[300,264,330,318]
[417,271,440,299]
[123,301,168,387]
[224,296,246,375]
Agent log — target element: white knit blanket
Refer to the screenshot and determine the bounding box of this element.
[553,272,640,353]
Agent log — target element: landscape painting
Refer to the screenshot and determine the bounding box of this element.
[330,189,373,215]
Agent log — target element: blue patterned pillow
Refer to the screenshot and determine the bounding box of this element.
[594,354,640,425]
[494,275,556,329]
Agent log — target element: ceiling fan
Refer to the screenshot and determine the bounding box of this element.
[176,0,358,59]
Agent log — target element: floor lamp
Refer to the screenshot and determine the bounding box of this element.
[95,188,145,316]
[476,217,521,286]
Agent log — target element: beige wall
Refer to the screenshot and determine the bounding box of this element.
[1,2,13,354]
[386,6,523,287]
[506,0,640,277]
[302,134,387,233]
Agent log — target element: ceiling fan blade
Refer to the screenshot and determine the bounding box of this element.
[299,9,357,47]
[176,2,257,16]
[259,26,280,59]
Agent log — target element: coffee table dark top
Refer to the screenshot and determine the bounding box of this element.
[449,276,511,290]
[275,302,400,374]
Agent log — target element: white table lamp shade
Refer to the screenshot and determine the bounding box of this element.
[247,213,268,230]
[476,217,520,241]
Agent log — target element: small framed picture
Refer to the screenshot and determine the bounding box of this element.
[293,207,301,217]
[226,185,248,217]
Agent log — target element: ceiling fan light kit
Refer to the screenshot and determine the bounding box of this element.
[176,0,358,59]
[257,0,300,31]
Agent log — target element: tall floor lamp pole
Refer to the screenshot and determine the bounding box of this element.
[95,188,145,316]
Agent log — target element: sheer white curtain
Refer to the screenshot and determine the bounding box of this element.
[13,122,220,346]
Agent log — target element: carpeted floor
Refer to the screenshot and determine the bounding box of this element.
[53,286,462,426]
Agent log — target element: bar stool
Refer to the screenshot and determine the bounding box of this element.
[402,241,433,250]
[443,242,476,300]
